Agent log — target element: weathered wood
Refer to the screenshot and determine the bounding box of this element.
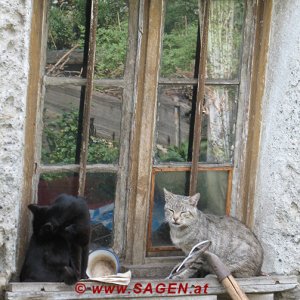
[239,0,273,226]
[16,0,48,277]
[44,76,125,87]
[39,164,118,174]
[152,164,233,171]
[222,275,249,300]
[158,78,240,86]
[6,275,297,300]
[112,0,140,256]
[125,0,164,265]
[189,0,210,195]
[247,295,273,300]
[78,0,98,196]
[124,0,149,264]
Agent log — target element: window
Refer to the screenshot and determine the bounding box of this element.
[147,0,244,253]
[37,0,132,252]
[21,0,271,277]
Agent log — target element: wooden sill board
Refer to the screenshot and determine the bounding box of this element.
[5,275,297,300]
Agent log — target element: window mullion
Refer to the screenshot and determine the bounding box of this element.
[189,0,211,195]
[78,0,98,196]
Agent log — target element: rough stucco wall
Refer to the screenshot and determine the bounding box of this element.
[253,0,300,298]
[0,0,32,289]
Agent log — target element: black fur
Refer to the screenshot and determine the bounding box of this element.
[20,194,91,284]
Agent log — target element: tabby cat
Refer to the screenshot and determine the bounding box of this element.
[164,189,263,279]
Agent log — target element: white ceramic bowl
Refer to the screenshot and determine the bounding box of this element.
[86,249,120,278]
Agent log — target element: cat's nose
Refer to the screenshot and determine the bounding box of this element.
[173,216,180,223]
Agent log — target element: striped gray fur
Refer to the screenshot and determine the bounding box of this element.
[164,189,263,279]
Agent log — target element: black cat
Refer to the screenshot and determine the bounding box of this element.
[40,194,91,278]
[20,194,91,283]
[20,203,78,284]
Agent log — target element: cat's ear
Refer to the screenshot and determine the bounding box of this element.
[189,193,200,207]
[163,188,172,202]
[28,204,48,215]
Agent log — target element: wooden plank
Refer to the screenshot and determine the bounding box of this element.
[16,0,48,276]
[6,291,217,300]
[240,0,273,226]
[127,0,165,265]
[7,275,298,296]
[247,295,273,300]
[152,164,233,173]
[44,76,125,88]
[124,0,149,264]
[112,0,140,256]
[159,78,240,86]
[39,164,118,173]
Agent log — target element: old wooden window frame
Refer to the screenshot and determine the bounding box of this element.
[37,0,136,256]
[18,0,272,278]
[123,0,272,275]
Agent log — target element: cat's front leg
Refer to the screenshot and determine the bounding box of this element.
[81,245,89,279]
[63,266,79,285]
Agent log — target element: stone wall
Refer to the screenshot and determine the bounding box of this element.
[253,0,300,298]
[0,0,32,292]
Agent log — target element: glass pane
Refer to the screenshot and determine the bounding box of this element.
[95,1,129,79]
[42,86,82,165]
[196,171,228,215]
[46,1,87,77]
[87,87,122,164]
[200,85,238,163]
[151,171,190,247]
[155,85,194,163]
[86,173,117,248]
[151,170,229,247]
[160,0,198,78]
[206,0,245,79]
[38,172,79,205]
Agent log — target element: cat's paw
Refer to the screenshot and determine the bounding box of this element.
[170,273,190,280]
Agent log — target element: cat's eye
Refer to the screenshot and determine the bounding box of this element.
[166,208,174,213]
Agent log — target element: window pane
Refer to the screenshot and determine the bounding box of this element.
[160,0,198,78]
[200,85,238,163]
[38,172,79,205]
[150,170,229,247]
[87,87,122,164]
[46,1,87,77]
[196,171,228,215]
[94,1,129,79]
[86,173,117,249]
[155,85,194,163]
[151,171,190,247]
[42,86,82,165]
[206,0,245,79]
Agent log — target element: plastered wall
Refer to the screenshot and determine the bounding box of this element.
[253,0,300,298]
[0,0,32,289]
[0,0,299,298]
